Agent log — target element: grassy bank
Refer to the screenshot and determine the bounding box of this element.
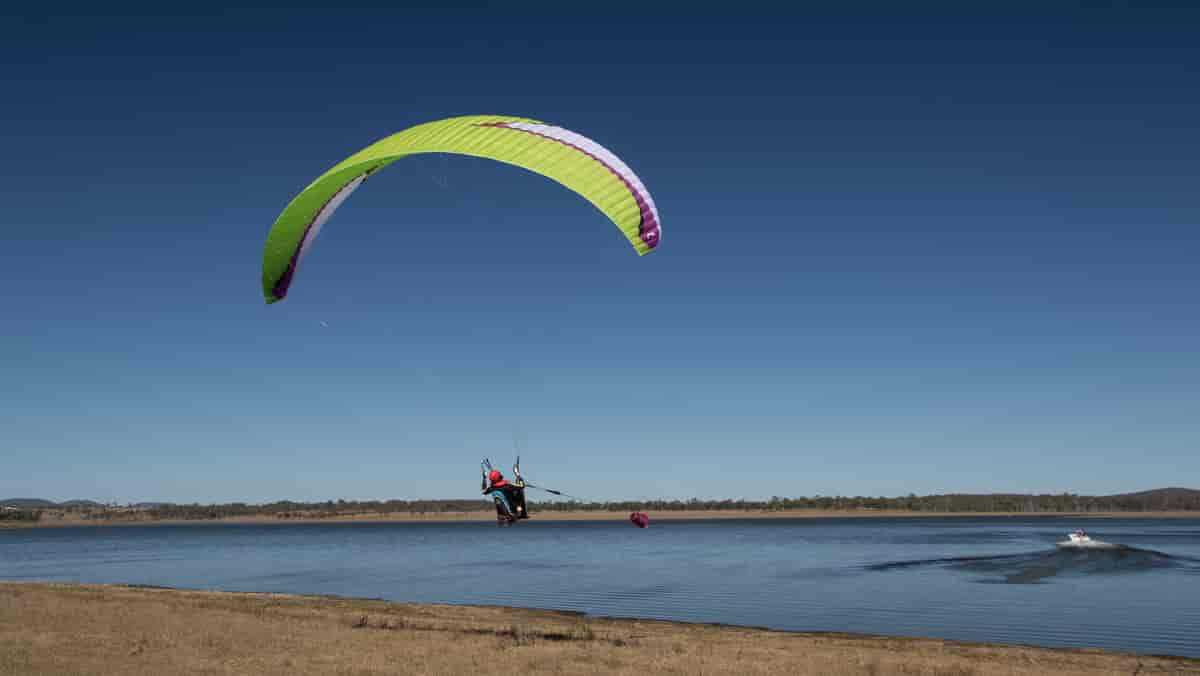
[1,583,1197,675]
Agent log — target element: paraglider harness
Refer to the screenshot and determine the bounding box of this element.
[482,458,529,526]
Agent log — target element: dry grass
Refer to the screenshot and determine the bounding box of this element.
[1,583,1197,675]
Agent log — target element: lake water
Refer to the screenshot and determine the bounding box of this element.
[3,516,1199,657]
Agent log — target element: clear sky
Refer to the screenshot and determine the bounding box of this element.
[3,2,1197,504]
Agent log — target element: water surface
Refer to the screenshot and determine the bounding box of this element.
[3,516,1198,657]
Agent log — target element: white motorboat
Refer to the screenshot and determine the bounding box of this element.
[1056,529,1119,549]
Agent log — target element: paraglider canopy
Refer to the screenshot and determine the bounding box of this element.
[261,114,661,304]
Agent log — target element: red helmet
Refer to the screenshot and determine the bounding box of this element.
[489,469,503,482]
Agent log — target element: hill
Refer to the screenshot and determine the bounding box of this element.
[0,498,57,509]
[1107,487,1200,500]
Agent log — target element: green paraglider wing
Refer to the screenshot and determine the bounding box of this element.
[261,115,661,304]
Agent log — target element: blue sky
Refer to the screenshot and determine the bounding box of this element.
[2,3,1197,503]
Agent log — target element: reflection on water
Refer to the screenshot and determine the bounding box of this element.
[2,517,1199,657]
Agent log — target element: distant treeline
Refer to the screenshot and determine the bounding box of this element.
[35,490,1194,522]
[0,509,42,522]
[142,499,489,521]
[537,491,1200,513]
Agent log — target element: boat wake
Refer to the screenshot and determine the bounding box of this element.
[866,547,1200,584]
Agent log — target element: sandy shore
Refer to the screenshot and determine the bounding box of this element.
[4,508,1197,529]
[0,583,1196,675]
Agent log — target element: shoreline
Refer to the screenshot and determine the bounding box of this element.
[1,582,1196,675]
[3,508,1198,529]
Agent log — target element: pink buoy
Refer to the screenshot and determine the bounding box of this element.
[629,511,650,528]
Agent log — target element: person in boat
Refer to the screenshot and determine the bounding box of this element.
[482,462,529,526]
